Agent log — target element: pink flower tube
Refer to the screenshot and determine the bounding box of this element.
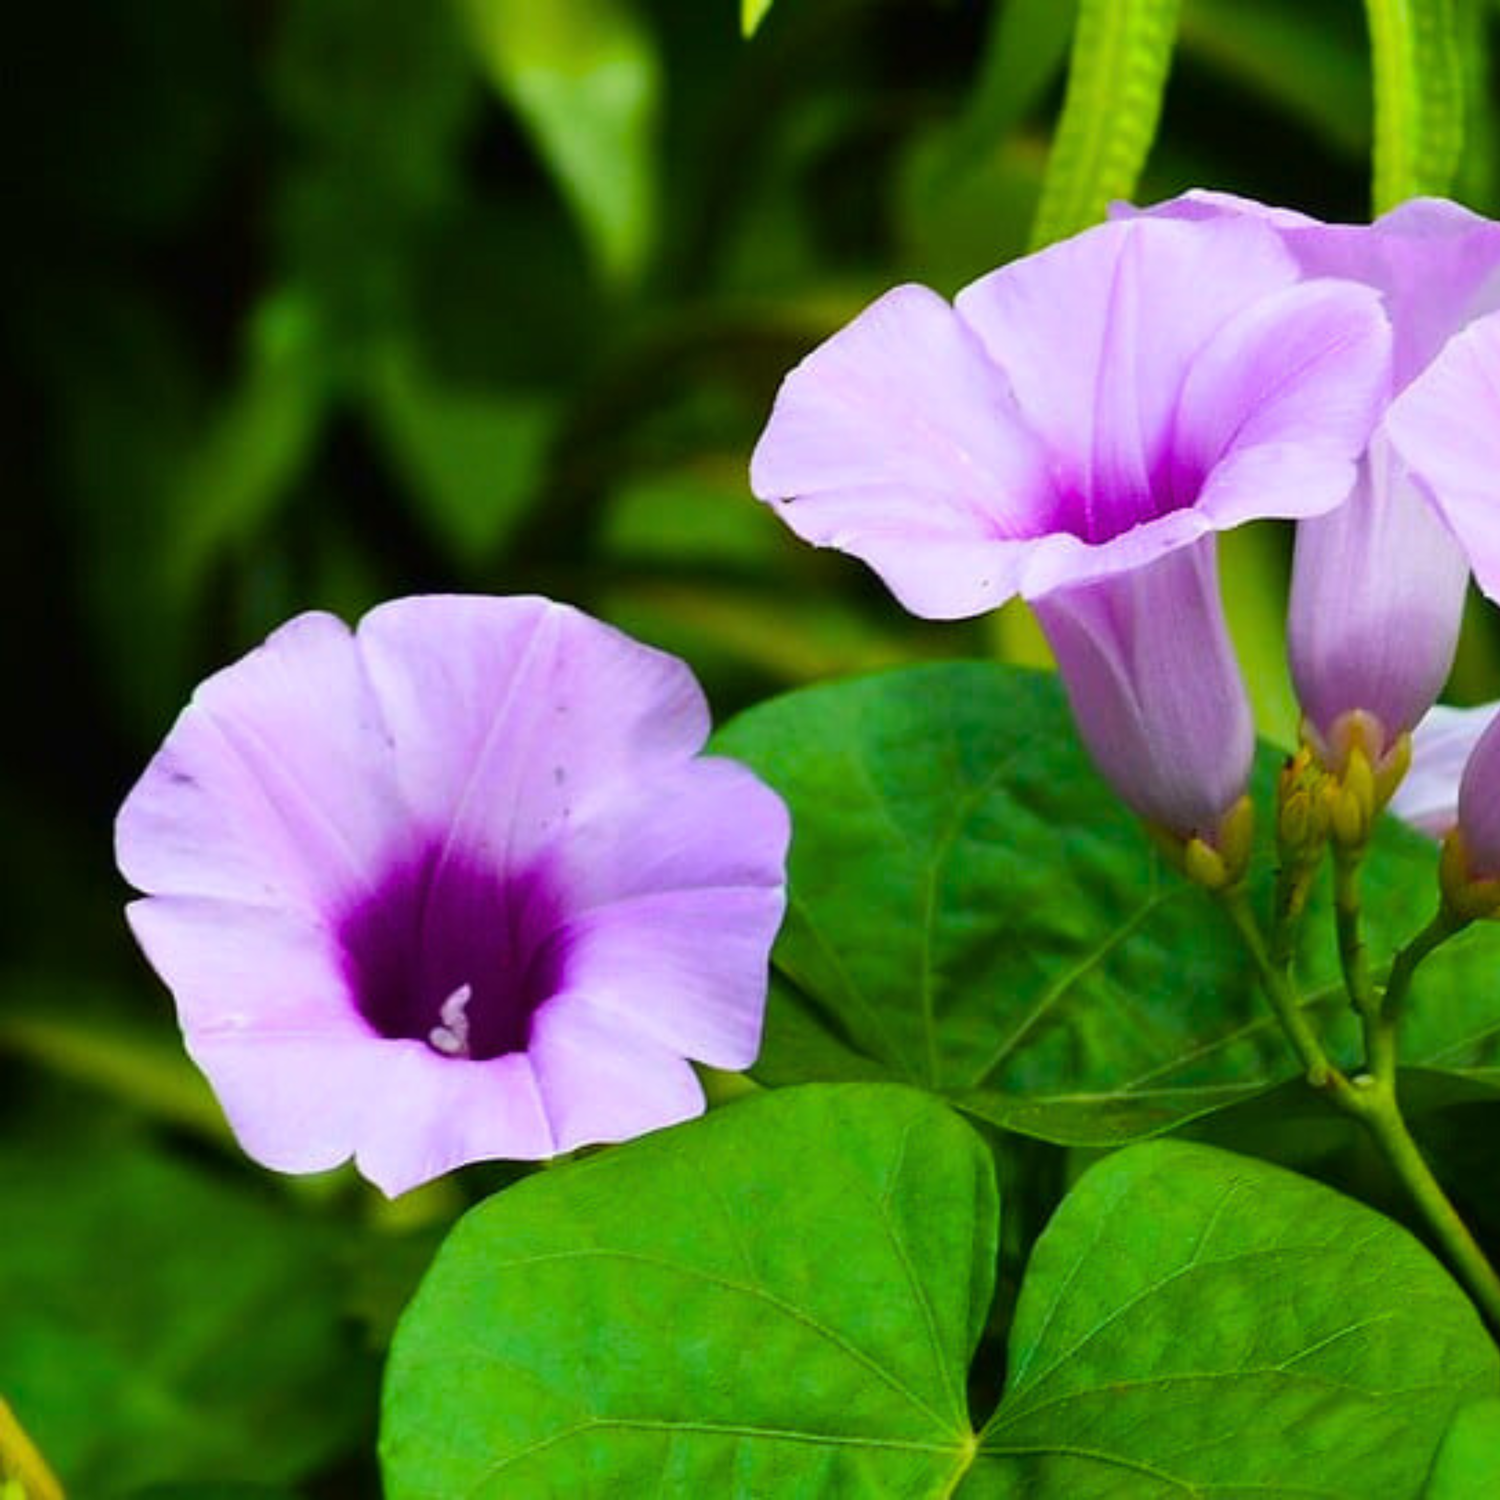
[752,214,1391,841]
[116,596,790,1196]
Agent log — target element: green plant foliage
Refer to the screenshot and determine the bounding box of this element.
[715,663,1500,1143]
[382,1089,1495,1497]
[966,1141,1499,1495]
[0,1136,372,1497]
[1363,0,1466,210]
[381,1085,998,1497]
[1424,1398,1500,1496]
[458,0,660,285]
[741,0,775,38]
[366,344,557,566]
[1030,0,1184,248]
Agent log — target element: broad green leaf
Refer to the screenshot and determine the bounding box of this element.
[458,0,660,284]
[1363,0,1465,211]
[966,1141,1499,1496]
[365,344,556,565]
[0,1136,371,1497]
[741,0,774,37]
[1030,0,1183,248]
[382,1093,1493,1497]
[130,1487,303,1500]
[1425,1398,1500,1497]
[714,663,1500,1144]
[381,1085,998,1498]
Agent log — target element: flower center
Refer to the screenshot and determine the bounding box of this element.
[337,843,569,1060]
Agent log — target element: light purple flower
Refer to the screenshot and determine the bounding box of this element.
[115,596,790,1197]
[1388,703,1500,839]
[1135,193,1500,762]
[1456,710,1500,879]
[1387,307,1500,606]
[751,214,1390,837]
[1032,539,1253,836]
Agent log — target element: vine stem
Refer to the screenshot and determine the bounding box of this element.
[1221,888,1500,1337]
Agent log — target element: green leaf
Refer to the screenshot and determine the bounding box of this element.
[966,1141,1499,1495]
[381,1093,1493,1497]
[1425,1398,1500,1497]
[1363,0,1466,211]
[381,1085,997,1497]
[1030,0,1184,249]
[741,0,774,37]
[365,344,556,566]
[0,1137,371,1497]
[713,663,1500,1145]
[458,0,660,285]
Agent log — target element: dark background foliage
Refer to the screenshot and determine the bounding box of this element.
[3,2,1499,1494]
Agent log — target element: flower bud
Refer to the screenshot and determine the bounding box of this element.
[1033,538,1255,847]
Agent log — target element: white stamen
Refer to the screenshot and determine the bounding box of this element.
[428,982,473,1057]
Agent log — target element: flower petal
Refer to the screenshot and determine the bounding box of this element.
[1386,309,1500,602]
[126,896,358,1034]
[954,216,1299,539]
[1174,279,1391,531]
[749,283,1053,617]
[1390,703,1500,839]
[527,991,706,1152]
[1288,437,1468,745]
[115,612,405,915]
[192,1032,554,1195]
[356,595,711,868]
[1032,538,1253,837]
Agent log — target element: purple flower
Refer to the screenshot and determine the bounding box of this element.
[115,596,790,1197]
[1032,539,1253,838]
[1136,193,1500,765]
[1388,703,1500,839]
[1387,306,1500,606]
[1455,710,1500,880]
[751,214,1390,839]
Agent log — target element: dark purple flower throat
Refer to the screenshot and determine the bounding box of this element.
[338,842,568,1060]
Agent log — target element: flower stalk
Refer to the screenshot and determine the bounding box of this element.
[1222,876,1500,1337]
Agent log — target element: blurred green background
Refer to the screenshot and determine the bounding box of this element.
[2,1,1499,1494]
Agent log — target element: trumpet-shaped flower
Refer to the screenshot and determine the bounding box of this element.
[116,596,790,1196]
[1135,193,1500,764]
[751,214,1390,838]
[1455,710,1500,881]
[1387,306,1500,607]
[1388,703,1500,839]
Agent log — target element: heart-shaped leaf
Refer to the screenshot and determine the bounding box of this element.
[714,663,1500,1143]
[382,1088,1496,1497]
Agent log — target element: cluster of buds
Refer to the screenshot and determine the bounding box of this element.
[1288,710,1413,854]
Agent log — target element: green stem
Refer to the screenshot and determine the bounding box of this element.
[1384,905,1470,1031]
[1222,890,1338,1092]
[1346,1080,1500,1336]
[1224,887,1500,1337]
[1332,846,1379,1028]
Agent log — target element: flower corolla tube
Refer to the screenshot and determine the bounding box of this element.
[751,213,1391,842]
[116,596,790,1196]
[1133,192,1500,768]
[1388,703,1500,840]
